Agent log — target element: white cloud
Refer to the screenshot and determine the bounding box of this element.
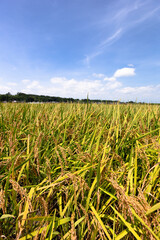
[115,84,160,102]
[0,79,18,94]
[118,85,154,94]
[50,77,103,97]
[92,73,105,78]
[16,66,160,102]
[118,87,135,94]
[113,67,135,78]
[50,77,67,84]
[106,81,122,89]
[19,76,160,102]
[103,67,135,83]
[7,82,17,86]
[22,79,31,84]
[104,77,116,82]
[128,64,134,67]
[45,67,133,98]
[47,75,124,99]
[0,85,11,93]
[26,81,42,89]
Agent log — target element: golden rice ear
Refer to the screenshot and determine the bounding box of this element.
[0,189,6,214]
[71,212,77,240]
[9,179,27,200]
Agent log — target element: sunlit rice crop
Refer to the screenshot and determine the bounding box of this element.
[0,102,160,239]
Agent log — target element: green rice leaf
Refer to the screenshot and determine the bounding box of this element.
[146,202,160,216]
[0,214,15,219]
[111,206,141,240]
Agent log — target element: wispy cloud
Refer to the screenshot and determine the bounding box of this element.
[132,5,160,25]
[83,28,122,66]
[83,1,160,66]
[99,29,122,48]
[110,0,160,26]
[83,51,102,67]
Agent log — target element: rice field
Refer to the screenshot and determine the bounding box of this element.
[0,102,160,240]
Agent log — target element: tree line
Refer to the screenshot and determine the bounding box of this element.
[0,92,157,104]
[0,92,119,104]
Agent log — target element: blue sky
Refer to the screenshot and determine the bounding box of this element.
[0,0,160,102]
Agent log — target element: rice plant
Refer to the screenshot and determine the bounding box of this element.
[0,102,160,239]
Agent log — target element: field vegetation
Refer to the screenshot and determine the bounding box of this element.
[0,102,160,239]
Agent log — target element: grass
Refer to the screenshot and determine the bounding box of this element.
[0,102,160,239]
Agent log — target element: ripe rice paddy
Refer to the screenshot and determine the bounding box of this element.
[0,102,160,239]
